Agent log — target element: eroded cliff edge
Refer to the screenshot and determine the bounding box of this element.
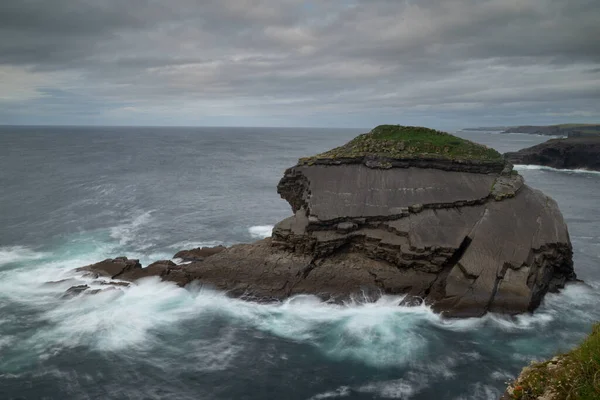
[71,125,576,318]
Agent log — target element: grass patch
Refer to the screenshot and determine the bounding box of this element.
[509,323,600,400]
[300,125,502,163]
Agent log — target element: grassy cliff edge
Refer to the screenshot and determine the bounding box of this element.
[504,323,600,400]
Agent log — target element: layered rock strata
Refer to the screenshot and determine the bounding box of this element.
[69,126,576,317]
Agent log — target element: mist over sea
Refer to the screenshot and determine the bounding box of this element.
[1,126,599,400]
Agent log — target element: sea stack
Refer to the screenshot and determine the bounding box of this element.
[74,125,576,318]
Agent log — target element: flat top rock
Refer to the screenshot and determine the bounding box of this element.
[299,125,504,166]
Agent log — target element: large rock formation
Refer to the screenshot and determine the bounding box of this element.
[72,125,576,317]
[505,136,600,171]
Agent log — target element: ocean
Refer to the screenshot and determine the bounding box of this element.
[0,126,599,400]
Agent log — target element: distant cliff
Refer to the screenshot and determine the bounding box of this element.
[463,124,600,137]
[505,137,600,171]
[502,124,600,136]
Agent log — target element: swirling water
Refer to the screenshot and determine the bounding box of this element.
[0,126,598,400]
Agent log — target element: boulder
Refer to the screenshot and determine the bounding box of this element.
[62,284,91,298]
[76,257,141,279]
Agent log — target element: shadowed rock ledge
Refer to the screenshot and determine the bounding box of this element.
[70,125,576,317]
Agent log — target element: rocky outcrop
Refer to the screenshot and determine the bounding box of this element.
[77,257,194,287]
[66,125,576,317]
[268,153,573,317]
[173,246,226,262]
[505,137,600,171]
[76,256,142,279]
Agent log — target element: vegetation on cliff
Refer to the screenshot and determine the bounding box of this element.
[300,125,503,164]
[506,323,600,400]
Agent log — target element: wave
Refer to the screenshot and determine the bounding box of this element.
[109,210,155,246]
[2,227,599,376]
[167,240,224,250]
[308,387,351,400]
[0,246,49,267]
[9,277,595,366]
[248,225,273,238]
[514,164,600,175]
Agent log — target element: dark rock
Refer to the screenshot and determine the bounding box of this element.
[173,246,226,262]
[62,285,90,298]
[505,137,600,171]
[76,257,141,279]
[94,280,131,287]
[61,284,123,298]
[148,260,177,268]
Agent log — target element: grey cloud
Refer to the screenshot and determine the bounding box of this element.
[0,0,599,126]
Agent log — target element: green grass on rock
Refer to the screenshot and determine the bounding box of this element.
[300,125,502,164]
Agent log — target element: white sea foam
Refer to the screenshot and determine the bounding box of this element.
[167,240,224,249]
[248,225,273,238]
[453,383,501,400]
[0,335,15,351]
[514,164,600,175]
[10,273,597,368]
[308,387,351,400]
[109,210,155,245]
[358,379,420,399]
[0,246,49,267]
[3,237,599,373]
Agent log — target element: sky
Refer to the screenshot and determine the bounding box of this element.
[0,0,599,129]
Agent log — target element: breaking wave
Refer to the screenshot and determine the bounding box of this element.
[248,225,274,238]
[1,220,599,399]
[514,164,600,175]
[0,246,49,267]
[109,210,155,248]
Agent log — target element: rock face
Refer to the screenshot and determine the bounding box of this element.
[505,137,600,171]
[68,125,576,317]
[173,246,226,262]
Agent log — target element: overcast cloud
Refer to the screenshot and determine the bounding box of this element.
[1,0,599,128]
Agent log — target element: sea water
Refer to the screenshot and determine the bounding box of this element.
[0,126,599,399]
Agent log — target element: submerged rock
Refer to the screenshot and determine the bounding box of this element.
[61,284,120,298]
[62,284,91,298]
[505,136,600,171]
[69,125,576,317]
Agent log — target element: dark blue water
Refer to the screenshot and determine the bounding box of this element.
[0,126,599,400]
